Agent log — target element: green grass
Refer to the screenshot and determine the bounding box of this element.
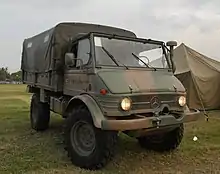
[0,84,220,174]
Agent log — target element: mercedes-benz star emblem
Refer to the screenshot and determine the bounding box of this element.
[150,96,161,109]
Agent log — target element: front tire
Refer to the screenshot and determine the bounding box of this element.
[30,93,50,131]
[137,124,184,152]
[63,105,118,170]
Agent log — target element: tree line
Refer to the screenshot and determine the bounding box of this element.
[0,67,22,81]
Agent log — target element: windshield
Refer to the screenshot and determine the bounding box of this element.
[94,36,170,69]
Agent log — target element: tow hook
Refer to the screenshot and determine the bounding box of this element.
[152,111,161,128]
[152,117,161,128]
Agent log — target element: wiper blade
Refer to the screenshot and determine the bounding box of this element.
[101,46,129,69]
[131,53,156,71]
[131,52,149,67]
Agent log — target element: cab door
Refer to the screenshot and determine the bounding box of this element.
[63,38,92,96]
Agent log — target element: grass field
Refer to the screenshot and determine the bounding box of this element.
[0,84,220,174]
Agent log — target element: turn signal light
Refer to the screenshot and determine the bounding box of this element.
[100,89,108,95]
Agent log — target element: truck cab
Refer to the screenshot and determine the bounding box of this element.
[62,32,199,126]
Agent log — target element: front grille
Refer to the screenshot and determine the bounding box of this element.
[95,93,183,116]
[130,94,179,110]
[95,95,120,112]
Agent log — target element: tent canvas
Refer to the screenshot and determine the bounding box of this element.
[151,43,220,110]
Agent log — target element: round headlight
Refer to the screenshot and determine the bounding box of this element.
[178,96,186,106]
[121,97,132,111]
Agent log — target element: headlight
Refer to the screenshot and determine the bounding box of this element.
[121,97,132,111]
[178,96,186,106]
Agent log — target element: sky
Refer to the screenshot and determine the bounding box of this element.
[0,0,220,72]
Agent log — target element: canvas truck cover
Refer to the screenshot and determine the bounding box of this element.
[21,22,136,73]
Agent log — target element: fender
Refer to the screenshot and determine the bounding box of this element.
[65,94,105,129]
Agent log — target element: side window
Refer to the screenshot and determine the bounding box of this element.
[76,38,90,67]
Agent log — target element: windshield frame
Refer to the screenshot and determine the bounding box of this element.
[91,32,172,70]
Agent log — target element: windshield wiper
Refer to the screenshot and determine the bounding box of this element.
[131,53,149,67]
[101,46,129,69]
[131,53,157,71]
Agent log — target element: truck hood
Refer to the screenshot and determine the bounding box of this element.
[97,70,185,94]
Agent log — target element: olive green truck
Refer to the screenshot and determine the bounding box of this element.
[21,22,201,170]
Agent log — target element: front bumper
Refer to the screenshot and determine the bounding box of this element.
[101,109,201,131]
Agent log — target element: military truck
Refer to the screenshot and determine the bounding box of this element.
[21,22,201,170]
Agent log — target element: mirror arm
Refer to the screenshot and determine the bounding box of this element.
[74,58,84,70]
[162,45,172,69]
[166,41,177,73]
[78,59,82,69]
[169,45,176,73]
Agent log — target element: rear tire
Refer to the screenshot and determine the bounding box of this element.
[137,124,184,152]
[63,105,118,170]
[30,93,50,131]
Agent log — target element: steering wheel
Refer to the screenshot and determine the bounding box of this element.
[138,55,150,66]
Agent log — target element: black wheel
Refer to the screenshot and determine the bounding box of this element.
[30,93,50,131]
[63,105,118,170]
[137,124,184,152]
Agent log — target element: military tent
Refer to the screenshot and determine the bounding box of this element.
[173,43,220,110]
[150,43,220,110]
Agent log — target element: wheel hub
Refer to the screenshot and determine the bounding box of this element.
[70,121,96,156]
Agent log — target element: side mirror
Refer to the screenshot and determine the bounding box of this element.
[166,41,177,47]
[65,53,75,66]
[65,52,84,69]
